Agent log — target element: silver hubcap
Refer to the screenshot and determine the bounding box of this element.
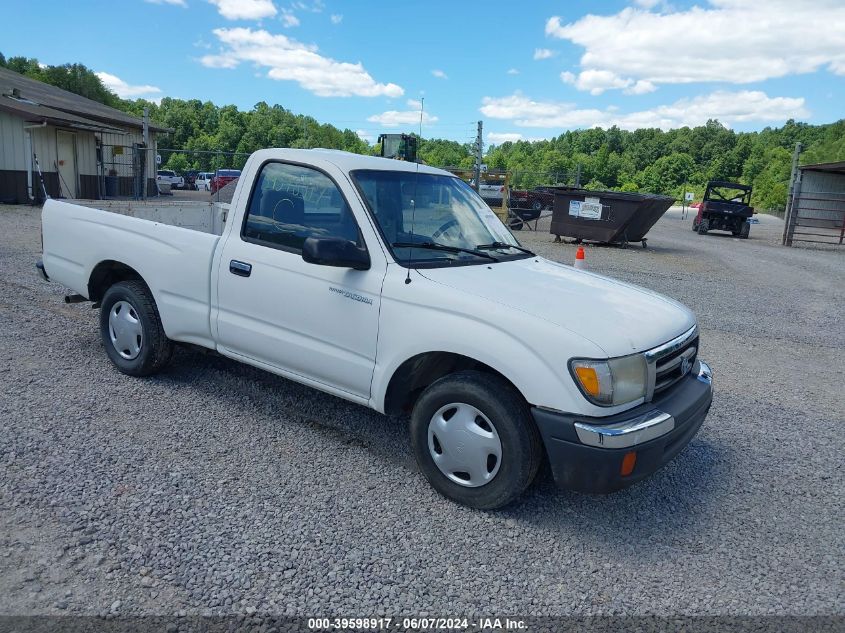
[427,403,502,488]
[108,300,143,360]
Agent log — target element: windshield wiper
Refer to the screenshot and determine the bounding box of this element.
[476,241,535,256]
[392,241,499,262]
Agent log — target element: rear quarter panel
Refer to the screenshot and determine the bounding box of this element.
[42,200,220,347]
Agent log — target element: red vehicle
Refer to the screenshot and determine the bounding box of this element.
[210,169,241,194]
[509,187,555,213]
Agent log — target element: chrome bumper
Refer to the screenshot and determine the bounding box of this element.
[574,360,712,449]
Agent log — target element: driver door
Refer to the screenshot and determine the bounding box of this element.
[214,160,386,400]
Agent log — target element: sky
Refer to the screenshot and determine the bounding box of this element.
[2,0,844,146]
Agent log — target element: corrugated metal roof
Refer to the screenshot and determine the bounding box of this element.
[0,67,167,133]
[0,95,126,132]
[799,161,845,174]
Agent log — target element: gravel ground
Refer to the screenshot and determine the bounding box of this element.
[0,204,843,618]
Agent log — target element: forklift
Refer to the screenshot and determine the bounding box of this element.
[378,134,418,162]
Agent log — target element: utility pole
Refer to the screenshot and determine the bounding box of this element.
[473,120,483,192]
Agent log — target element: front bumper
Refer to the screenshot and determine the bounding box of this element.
[532,360,712,494]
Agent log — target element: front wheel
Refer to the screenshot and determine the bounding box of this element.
[697,219,709,235]
[100,280,173,376]
[410,371,542,509]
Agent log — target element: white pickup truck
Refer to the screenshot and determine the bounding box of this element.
[38,148,712,509]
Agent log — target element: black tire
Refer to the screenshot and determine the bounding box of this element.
[531,200,542,211]
[692,221,699,232]
[410,370,542,510]
[739,221,750,239]
[509,218,524,231]
[99,280,173,377]
[697,219,709,235]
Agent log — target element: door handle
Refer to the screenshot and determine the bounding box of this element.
[229,260,252,277]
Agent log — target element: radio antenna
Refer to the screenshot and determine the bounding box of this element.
[405,97,424,285]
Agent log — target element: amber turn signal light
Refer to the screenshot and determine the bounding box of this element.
[620,451,637,477]
[574,366,600,397]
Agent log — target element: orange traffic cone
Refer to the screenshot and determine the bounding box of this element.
[574,246,586,270]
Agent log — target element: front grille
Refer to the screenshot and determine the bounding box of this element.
[653,336,698,396]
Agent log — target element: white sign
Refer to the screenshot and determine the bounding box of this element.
[569,198,602,220]
[685,192,694,201]
[480,164,488,173]
[155,154,162,165]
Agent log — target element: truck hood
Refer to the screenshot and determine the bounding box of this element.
[418,256,695,357]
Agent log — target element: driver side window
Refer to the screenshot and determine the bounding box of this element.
[242,162,361,253]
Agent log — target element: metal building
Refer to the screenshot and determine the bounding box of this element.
[783,161,845,247]
[0,67,167,204]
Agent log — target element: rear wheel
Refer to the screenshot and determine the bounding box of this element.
[692,220,699,231]
[697,219,709,235]
[99,281,173,376]
[531,200,542,211]
[739,221,750,239]
[410,371,542,509]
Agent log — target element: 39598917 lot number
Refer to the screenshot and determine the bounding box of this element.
[308,617,471,630]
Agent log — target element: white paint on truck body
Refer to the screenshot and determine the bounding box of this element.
[41,148,696,418]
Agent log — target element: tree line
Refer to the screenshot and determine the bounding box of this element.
[3,52,844,211]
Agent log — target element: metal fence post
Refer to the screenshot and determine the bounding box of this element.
[782,142,802,246]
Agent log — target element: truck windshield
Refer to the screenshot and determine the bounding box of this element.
[351,170,526,267]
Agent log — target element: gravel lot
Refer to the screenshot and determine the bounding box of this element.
[1,204,843,618]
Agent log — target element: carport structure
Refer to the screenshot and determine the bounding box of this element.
[783,161,845,247]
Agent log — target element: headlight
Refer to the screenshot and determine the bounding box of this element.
[569,354,648,407]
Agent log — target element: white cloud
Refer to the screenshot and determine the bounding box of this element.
[367,110,439,127]
[431,69,448,79]
[407,98,422,109]
[533,48,556,60]
[488,132,524,143]
[330,13,342,24]
[209,0,277,20]
[145,0,187,6]
[625,79,656,95]
[479,90,808,130]
[201,27,404,97]
[561,69,633,95]
[545,1,845,90]
[506,68,519,75]
[292,0,324,11]
[96,71,162,98]
[281,10,299,27]
[356,129,374,143]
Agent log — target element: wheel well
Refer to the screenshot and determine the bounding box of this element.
[88,261,145,302]
[383,352,525,416]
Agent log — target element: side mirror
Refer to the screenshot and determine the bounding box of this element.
[302,236,370,271]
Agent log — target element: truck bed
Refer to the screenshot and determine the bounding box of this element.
[41,199,227,348]
[70,200,230,235]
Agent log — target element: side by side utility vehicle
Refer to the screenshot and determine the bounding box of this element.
[693,180,754,238]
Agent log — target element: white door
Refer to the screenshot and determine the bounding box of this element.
[56,131,77,198]
[215,160,386,399]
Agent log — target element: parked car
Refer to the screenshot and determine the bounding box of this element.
[38,148,713,510]
[478,178,504,204]
[156,170,184,190]
[210,169,241,194]
[693,180,754,238]
[509,187,555,213]
[195,172,214,192]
